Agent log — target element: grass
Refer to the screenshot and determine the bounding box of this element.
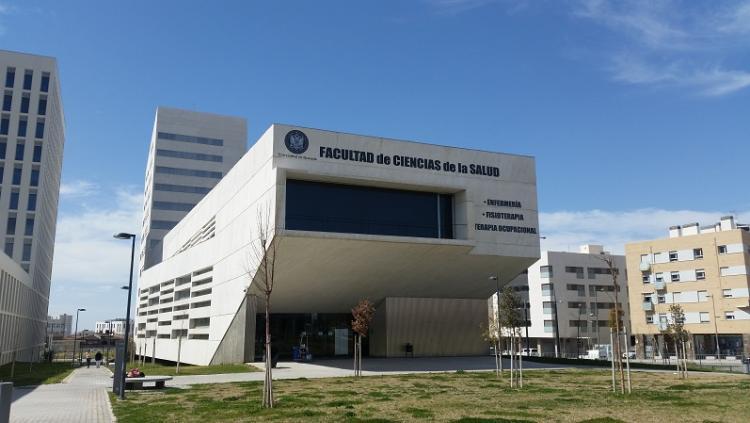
[110,368,750,422]
[120,361,261,376]
[0,362,75,386]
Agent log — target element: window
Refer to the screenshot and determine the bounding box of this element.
[27,192,36,211]
[17,118,26,138]
[24,218,33,236]
[15,142,24,160]
[587,267,614,279]
[151,220,178,230]
[540,265,553,278]
[646,315,654,324]
[286,179,454,239]
[4,68,14,88]
[22,70,32,90]
[722,289,733,298]
[699,312,710,323]
[40,73,49,92]
[566,284,586,296]
[693,248,703,259]
[4,238,12,256]
[155,166,221,179]
[725,311,736,320]
[657,295,666,304]
[30,169,39,186]
[669,251,678,262]
[655,272,664,282]
[12,167,21,185]
[20,94,29,113]
[565,266,584,279]
[543,320,553,333]
[698,290,708,302]
[152,201,195,212]
[6,216,16,235]
[157,131,223,146]
[2,91,10,111]
[37,97,47,115]
[22,241,31,261]
[0,165,3,183]
[0,139,5,159]
[153,183,211,194]
[156,149,223,162]
[32,144,41,162]
[718,245,728,254]
[0,115,8,135]
[670,271,680,282]
[9,191,19,209]
[696,269,706,280]
[642,273,651,283]
[35,120,44,139]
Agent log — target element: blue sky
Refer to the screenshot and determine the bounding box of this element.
[1,0,749,329]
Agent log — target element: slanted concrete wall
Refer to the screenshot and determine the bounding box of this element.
[210,295,257,364]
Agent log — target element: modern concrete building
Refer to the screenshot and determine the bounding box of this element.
[140,107,246,272]
[46,313,72,337]
[94,318,132,336]
[0,50,64,364]
[493,245,628,357]
[136,124,540,365]
[626,216,750,358]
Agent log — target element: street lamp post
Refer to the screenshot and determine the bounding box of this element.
[72,308,86,366]
[114,232,136,400]
[552,290,561,358]
[705,294,721,358]
[489,275,500,354]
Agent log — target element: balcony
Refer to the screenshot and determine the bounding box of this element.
[653,280,666,290]
[642,301,654,311]
[639,262,651,271]
[658,321,668,331]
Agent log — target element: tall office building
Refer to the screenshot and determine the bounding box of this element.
[493,245,628,357]
[626,216,750,358]
[0,50,65,364]
[47,313,73,337]
[140,107,246,272]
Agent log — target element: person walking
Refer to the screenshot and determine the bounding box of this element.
[85,351,92,368]
[95,351,103,368]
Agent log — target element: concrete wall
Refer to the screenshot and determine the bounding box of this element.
[371,297,489,357]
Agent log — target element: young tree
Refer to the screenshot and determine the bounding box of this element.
[351,299,375,377]
[248,205,281,408]
[499,286,523,388]
[668,304,690,379]
[598,254,627,395]
[481,306,502,378]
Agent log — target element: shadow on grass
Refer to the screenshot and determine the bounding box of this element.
[0,362,74,386]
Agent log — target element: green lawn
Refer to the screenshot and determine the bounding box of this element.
[120,361,260,376]
[0,362,74,386]
[110,369,750,422]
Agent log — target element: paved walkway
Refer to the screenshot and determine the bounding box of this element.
[170,356,565,387]
[10,367,115,423]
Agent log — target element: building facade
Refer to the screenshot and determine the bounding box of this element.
[140,107,246,272]
[494,245,628,357]
[46,313,72,337]
[626,216,750,358]
[0,50,64,364]
[136,124,540,365]
[94,318,132,336]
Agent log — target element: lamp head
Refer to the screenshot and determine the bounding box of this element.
[488,275,498,281]
[113,233,135,240]
[78,308,86,312]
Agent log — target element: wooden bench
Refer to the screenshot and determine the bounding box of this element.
[125,376,173,390]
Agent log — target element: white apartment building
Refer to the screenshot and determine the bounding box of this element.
[0,50,65,365]
[136,124,540,365]
[94,318,132,336]
[494,245,628,357]
[140,107,246,271]
[46,313,72,337]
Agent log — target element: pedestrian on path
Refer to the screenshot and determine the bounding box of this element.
[95,351,103,368]
[85,351,92,368]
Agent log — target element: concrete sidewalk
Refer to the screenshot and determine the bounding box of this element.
[10,367,115,423]
[170,355,565,387]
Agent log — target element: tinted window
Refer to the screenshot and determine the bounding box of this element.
[22,241,31,261]
[17,119,27,137]
[30,169,39,186]
[27,192,37,211]
[5,68,14,88]
[40,74,50,92]
[32,145,42,162]
[35,120,44,138]
[15,142,24,160]
[4,239,12,256]
[23,71,32,90]
[37,97,47,115]
[25,218,34,236]
[0,141,5,159]
[153,183,211,194]
[12,168,21,185]
[2,92,10,111]
[20,95,29,113]
[6,216,15,235]
[285,179,454,239]
[1,116,9,135]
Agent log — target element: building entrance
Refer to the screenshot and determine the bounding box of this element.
[255,313,368,360]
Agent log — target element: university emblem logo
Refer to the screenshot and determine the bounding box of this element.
[284,130,309,154]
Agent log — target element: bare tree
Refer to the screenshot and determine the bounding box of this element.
[480,306,502,378]
[597,254,627,395]
[499,286,523,388]
[668,304,689,379]
[351,299,375,377]
[247,205,281,408]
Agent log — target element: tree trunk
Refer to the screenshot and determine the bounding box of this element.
[495,340,500,378]
[263,296,274,408]
[509,331,514,388]
[518,333,523,388]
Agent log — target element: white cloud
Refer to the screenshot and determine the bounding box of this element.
[573,0,750,96]
[51,188,141,286]
[59,180,99,198]
[539,208,748,254]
